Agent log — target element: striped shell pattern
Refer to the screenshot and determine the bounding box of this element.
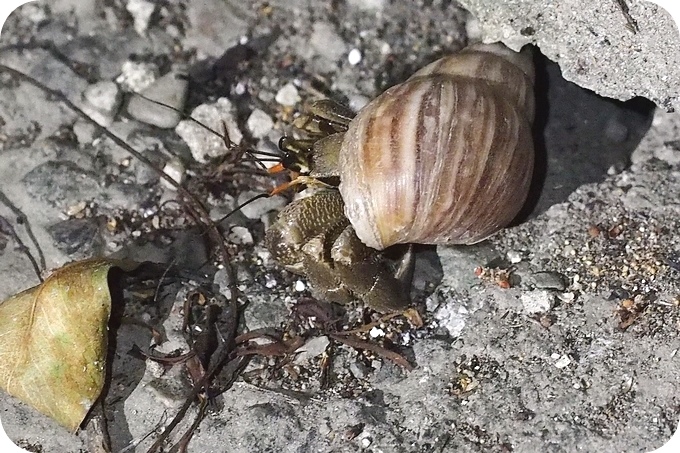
[338,43,536,250]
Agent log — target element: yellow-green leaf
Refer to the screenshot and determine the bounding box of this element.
[0,259,135,432]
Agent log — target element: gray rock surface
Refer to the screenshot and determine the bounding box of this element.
[0,0,679,452]
[458,0,680,110]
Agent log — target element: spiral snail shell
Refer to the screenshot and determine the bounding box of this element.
[338,42,535,250]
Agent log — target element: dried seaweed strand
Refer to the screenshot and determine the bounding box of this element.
[0,63,245,451]
[0,189,46,279]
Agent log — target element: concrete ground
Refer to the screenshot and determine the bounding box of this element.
[0,1,678,452]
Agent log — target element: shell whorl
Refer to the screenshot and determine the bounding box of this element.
[338,43,535,251]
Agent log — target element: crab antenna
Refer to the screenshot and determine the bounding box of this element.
[215,193,270,225]
[248,149,284,158]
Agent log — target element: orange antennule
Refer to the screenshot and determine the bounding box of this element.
[267,163,286,174]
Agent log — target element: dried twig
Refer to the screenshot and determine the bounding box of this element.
[329,333,413,370]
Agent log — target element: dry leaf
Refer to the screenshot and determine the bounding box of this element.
[0,259,136,432]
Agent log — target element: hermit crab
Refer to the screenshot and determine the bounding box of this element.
[264,42,536,312]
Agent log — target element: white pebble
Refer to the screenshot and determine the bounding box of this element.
[554,355,572,369]
[234,82,247,95]
[265,275,277,288]
[161,158,185,189]
[348,48,362,65]
[247,109,274,138]
[506,250,522,264]
[275,82,301,106]
[126,0,156,35]
[227,226,254,245]
[557,292,576,303]
[521,290,553,315]
[295,280,306,292]
[116,61,157,92]
[369,326,384,338]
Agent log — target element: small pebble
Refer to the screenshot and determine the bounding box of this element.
[82,81,121,126]
[73,119,97,144]
[227,226,253,245]
[528,271,567,291]
[116,61,157,91]
[84,81,121,113]
[66,201,87,217]
[126,0,156,35]
[160,158,185,189]
[554,355,572,369]
[506,250,522,264]
[236,265,254,284]
[607,162,627,175]
[557,292,576,303]
[128,71,188,129]
[213,267,232,295]
[349,361,370,379]
[347,94,369,112]
[348,48,362,65]
[264,275,277,288]
[275,82,301,106]
[176,98,242,163]
[521,290,553,314]
[295,280,306,292]
[369,326,385,338]
[234,82,247,95]
[247,109,274,138]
